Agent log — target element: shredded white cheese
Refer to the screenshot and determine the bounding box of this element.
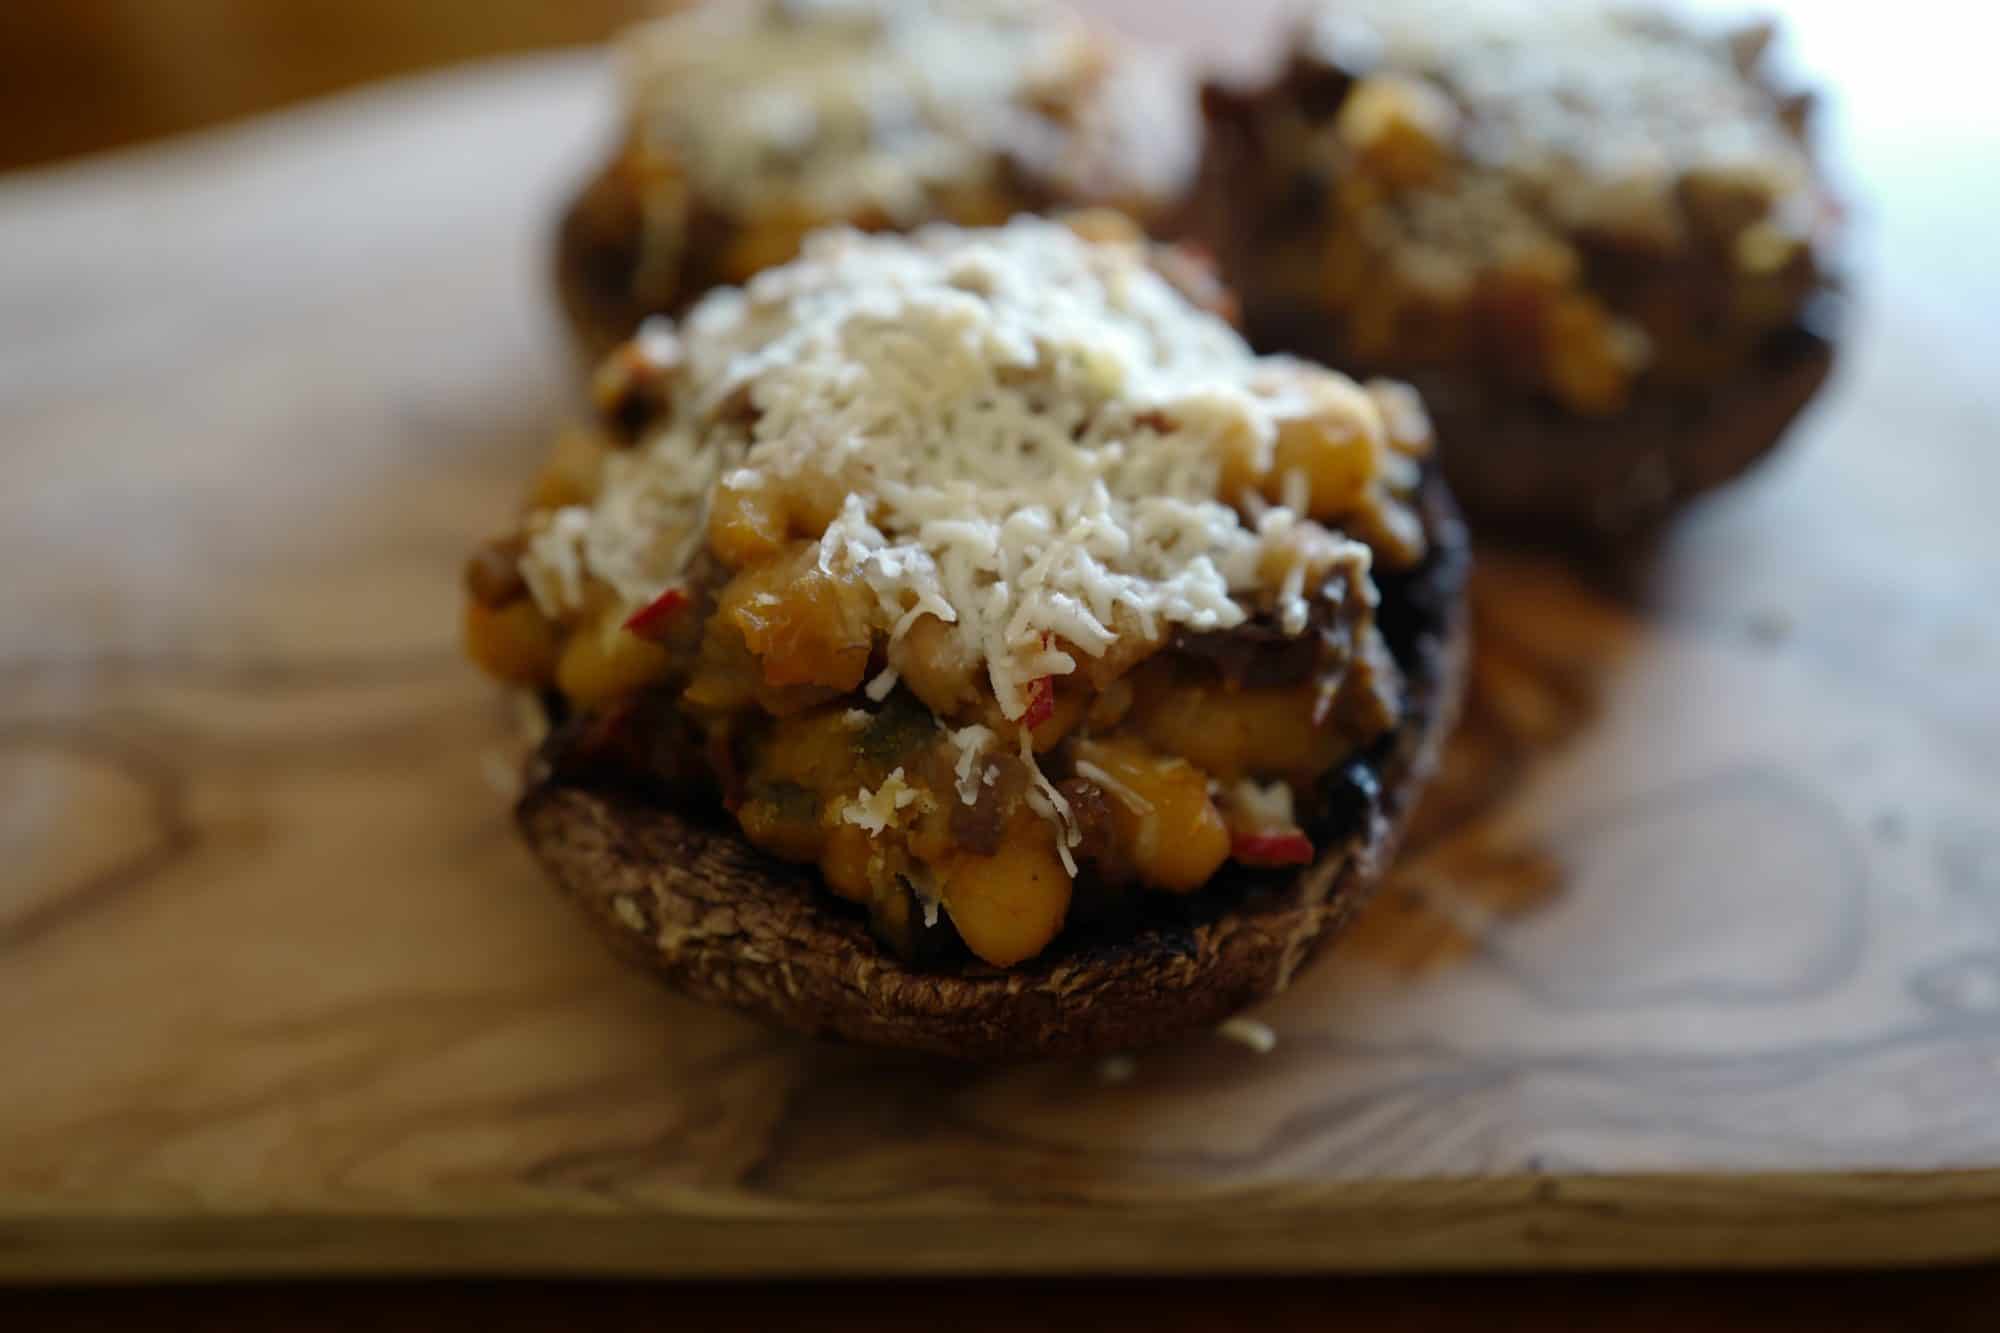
[1307,0,1812,250]
[523,218,1398,857]
[521,506,592,618]
[526,220,1387,703]
[863,665,900,702]
[616,0,1101,223]
[1075,759,1152,817]
[1019,727,1080,875]
[1226,778,1297,832]
[840,766,926,835]
[948,724,996,805]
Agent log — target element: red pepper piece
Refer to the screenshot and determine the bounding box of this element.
[1231,830,1314,868]
[1019,632,1058,730]
[1020,675,1055,730]
[623,585,690,639]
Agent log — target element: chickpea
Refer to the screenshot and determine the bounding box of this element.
[965,676,1086,752]
[1267,407,1383,520]
[1255,520,1350,592]
[526,427,607,513]
[1734,220,1803,277]
[1337,74,1458,188]
[681,622,760,716]
[1343,497,1429,572]
[463,535,528,608]
[751,707,870,793]
[940,813,1072,967]
[463,598,558,686]
[1211,409,1270,505]
[1544,293,1634,416]
[1080,616,1167,688]
[1365,378,1434,458]
[1071,738,1229,894]
[819,823,876,903]
[726,562,872,692]
[1028,683,1087,753]
[555,614,674,708]
[892,614,977,716]
[711,544,873,693]
[940,183,1016,227]
[1127,680,1342,786]
[707,479,788,569]
[783,470,852,539]
[1490,231,1582,293]
[1086,675,1134,730]
[720,209,819,284]
[1061,209,1144,246]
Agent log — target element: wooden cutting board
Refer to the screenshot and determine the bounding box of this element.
[5,1,2000,1279]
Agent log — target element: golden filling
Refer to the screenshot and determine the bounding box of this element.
[1211,0,1829,415]
[475,220,1433,969]
[563,0,1195,344]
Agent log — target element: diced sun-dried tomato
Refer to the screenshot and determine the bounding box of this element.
[1230,829,1315,868]
[1021,675,1055,730]
[623,585,690,639]
[1019,632,1059,730]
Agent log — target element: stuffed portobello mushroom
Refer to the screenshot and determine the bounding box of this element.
[557,0,1198,357]
[1192,0,1842,538]
[469,215,1469,1058]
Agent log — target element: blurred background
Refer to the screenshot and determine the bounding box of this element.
[0,1,642,170]
[0,0,1215,171]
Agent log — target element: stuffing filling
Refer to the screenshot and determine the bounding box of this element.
[562,0,1196,345]
[472,216,1432,968]
[1202,0,1833,416]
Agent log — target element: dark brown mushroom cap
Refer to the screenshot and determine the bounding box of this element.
[515,475,1470,1061]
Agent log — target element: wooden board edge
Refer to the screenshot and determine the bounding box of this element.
[6,1170,1999,1280]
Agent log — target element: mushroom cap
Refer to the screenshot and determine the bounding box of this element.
[516,475,1470,1060]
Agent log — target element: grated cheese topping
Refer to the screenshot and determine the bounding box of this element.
[524,218,1394,726]
[618,0,1108,223]
[1304,0,1813,248]
[1224,778,1297,832]
[524,423,722,623]
[947,724,997,805]
[841,767,927,835]
[1075,759,1152,817]
[863,665,901,702]
[1020,728,1080,876]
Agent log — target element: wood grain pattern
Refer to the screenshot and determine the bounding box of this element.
[4,0,2000,1278]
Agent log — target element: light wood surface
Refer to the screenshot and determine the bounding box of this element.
[4,0,2000,1280]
